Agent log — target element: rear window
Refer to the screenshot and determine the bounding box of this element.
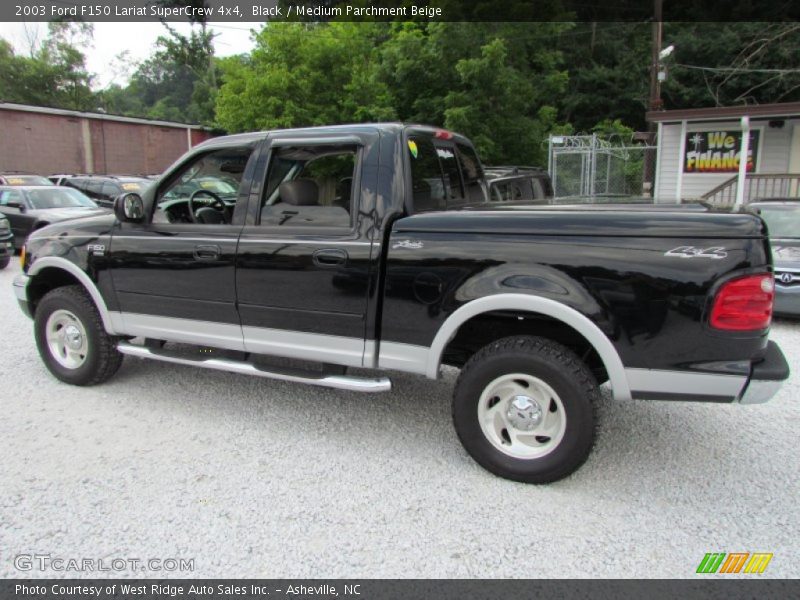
[435,144,464,205]
[408,136,446,213]
[408,134,487,212]
[456,143,486,204]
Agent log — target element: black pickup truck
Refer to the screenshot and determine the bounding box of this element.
[13,124,790,483]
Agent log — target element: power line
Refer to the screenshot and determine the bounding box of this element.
[675,63,800,75]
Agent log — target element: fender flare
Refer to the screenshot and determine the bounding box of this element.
[27,257,120,335]
[426,293,631,401]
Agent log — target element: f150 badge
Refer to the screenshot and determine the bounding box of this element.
[393,239,424,250]
[664,246,728,259]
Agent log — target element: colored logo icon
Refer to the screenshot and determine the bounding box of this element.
[696,552,773,574]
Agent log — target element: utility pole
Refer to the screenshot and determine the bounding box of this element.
[649,0,664,113]
[644,0,663,196]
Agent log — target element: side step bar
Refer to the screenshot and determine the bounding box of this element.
[116,342,392,393]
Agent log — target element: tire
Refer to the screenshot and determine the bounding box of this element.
[453,336,599,484]
[34,285,123,386]
[0,256,9,270]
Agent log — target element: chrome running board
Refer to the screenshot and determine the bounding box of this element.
[116,342,391,393]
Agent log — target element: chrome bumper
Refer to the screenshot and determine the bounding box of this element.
[736,341,790,405]
[738,380,784,405]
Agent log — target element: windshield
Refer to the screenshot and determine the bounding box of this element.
[757,206,800,239]
[26,188,98,210]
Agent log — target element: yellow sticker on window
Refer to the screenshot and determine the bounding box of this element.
[7,178,25,185]
[408,140,418,159]
[200,181,215,189]
[121,183,141,191]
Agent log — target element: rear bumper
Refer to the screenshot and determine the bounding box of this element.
[737,341,790,404]
[625,341,789,404]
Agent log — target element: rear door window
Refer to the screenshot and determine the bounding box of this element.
[259,145,357,229]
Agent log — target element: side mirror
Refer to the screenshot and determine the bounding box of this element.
[114,193,145,223]
[6,201,25,213]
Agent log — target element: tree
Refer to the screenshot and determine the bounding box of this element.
[662,23,800,108]
[0,23,95,110]
[216,22,395,132]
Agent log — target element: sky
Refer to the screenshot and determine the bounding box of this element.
[0,21,257,88]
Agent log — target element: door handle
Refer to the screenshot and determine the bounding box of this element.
[313,248,348,267]
[193,244,221,261]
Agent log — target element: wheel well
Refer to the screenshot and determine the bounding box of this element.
[26,267,82,315]
[441,311,609,383]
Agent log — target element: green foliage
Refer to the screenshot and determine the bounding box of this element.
[661,23,800,108]
[216,23,395,132]
[217,21,573,165]
[3,19,800,164]
[100,25,218,124]
[0,23,95,110]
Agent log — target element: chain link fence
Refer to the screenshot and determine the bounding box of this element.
[548,134,656,199]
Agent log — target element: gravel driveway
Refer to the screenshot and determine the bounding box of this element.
[1,261,798,578]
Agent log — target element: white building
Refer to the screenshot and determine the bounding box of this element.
[647,102,800,206]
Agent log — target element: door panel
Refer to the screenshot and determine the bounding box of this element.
[235,133,380,366]
[109,226,241,324]
[236,236,373,337]
[108,144,259,350]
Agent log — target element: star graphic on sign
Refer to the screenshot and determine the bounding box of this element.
[690,133,705,149]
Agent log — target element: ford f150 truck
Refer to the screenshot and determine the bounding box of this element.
[13,124,790,483]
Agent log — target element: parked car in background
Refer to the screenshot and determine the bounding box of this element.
[485,166,553,204]
[0,214,13,268]
[745,199,800,316]
[59,175,153,208]
[0,186,107,247]
[0,173,53,186]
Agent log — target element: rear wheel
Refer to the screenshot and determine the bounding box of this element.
[34,285,123,385]
[452,336,598,483]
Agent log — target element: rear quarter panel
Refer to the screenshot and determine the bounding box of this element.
[380,222,772,373]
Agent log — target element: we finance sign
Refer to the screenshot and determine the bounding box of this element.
[684,129,760,173]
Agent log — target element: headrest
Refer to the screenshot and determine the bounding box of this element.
[279,178,318,206]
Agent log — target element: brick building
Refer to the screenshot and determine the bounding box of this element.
[0,102,215,176]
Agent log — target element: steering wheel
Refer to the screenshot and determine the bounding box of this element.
[188,189,230,224]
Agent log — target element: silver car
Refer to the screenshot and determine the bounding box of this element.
[747,199,800,317]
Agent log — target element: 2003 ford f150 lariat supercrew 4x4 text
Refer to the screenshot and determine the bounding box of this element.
[12,124,790,483]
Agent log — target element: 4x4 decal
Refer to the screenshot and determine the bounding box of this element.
[664,246,728,259]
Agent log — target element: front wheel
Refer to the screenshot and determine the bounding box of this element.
[452,336,599,483]
[34,285,123,386]
[0,256,9,270]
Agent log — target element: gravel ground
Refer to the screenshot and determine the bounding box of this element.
[1,260,798,579]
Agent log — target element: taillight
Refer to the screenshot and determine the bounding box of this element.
[710,274,774,331]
